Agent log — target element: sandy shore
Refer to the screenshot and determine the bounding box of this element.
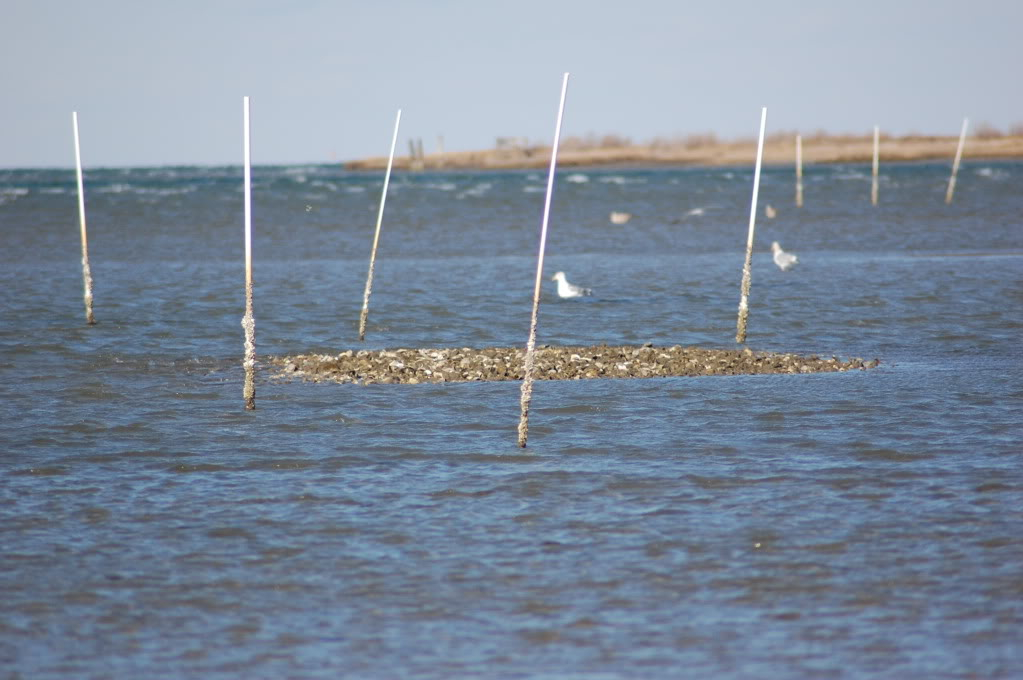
[346,133,1023,171]
[268,344,879,385]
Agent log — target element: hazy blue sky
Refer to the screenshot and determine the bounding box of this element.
[3,0,1020,168]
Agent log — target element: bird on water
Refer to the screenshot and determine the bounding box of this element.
[771,241,799,271]
[551,271,593,298]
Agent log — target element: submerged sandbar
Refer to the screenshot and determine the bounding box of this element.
[268,344,879,385]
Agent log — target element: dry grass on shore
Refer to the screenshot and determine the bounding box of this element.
[346,129,1023,171]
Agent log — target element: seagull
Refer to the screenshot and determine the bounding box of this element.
[551,271,593,298]
[609,211,632,224]
[771,241,799,271]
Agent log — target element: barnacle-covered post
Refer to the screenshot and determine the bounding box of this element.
[241,96,256,410]
[795,133,804,207]
[518,72,569,448]
[359,109,402,341]
[871,125,880,206]
[72,112,96,325]
[736,106,767,344]
[945,118,968,204]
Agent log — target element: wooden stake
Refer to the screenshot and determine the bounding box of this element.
[871,125,879,206]
[72,112,95,325]
[518,72,570,449]
[359,109,402,341]
[241,96,256,410]
[795,134,804,207]
[945,117,969,204]
[735,107,768,344]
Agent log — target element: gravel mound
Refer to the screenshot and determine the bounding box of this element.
[268,344,879,385]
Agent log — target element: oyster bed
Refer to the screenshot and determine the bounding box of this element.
[268,344,879,385]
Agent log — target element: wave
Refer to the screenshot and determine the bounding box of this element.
[975,167,1008,180]
[94,183,199,196]
[424,182,457,192]
[599,175,646,185]
[457,182,492,199]
[310,180,340,192]
[0,187,29,205]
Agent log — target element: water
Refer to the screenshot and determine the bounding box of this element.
[1,161,1021,678]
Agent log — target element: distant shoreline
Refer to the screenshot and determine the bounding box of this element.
[345,133,1023,171]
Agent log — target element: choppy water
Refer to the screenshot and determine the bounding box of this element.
[1,161,1021,678]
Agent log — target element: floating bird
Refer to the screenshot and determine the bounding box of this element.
[551,271,593,298]
[771,241,799,271]
[609,211,632,224]
[765,204,777,219]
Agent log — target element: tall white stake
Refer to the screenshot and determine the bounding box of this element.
[518,72,570,449]
[359,109,402,341]
[795,133,804,207]
[735,107,768,344]
[871,125,880,206]
[72,112,96,325]
[242,96,256,410]
[945,117,969,204]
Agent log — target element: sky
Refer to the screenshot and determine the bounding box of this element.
[2,0,1020,168]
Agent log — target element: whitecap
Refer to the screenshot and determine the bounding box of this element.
[457,182,492,199]
[975,167,1008,180]
[599,175,646,185]
[566,173,589,183]
[0,187,29,205]
[97,183,133,194]
[136,185,198,196]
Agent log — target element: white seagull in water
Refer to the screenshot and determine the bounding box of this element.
[551,271,593,298]
[771,241,799,271]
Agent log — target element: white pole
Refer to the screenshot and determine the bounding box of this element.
[518,72,570,449]
[871,125,879,206]
[945,117,969,204]
[242,96,256,410]
[359,109,402,341]
[795,133,804,207]
[735,106,768,344]
[72,112,96,325]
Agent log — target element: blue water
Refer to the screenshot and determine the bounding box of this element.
[1,161,1021,678]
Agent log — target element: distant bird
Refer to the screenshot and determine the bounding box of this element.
[765,204,777,219]
[771,241,799,271]
[551,271,593,298]
[609,211,632,224]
